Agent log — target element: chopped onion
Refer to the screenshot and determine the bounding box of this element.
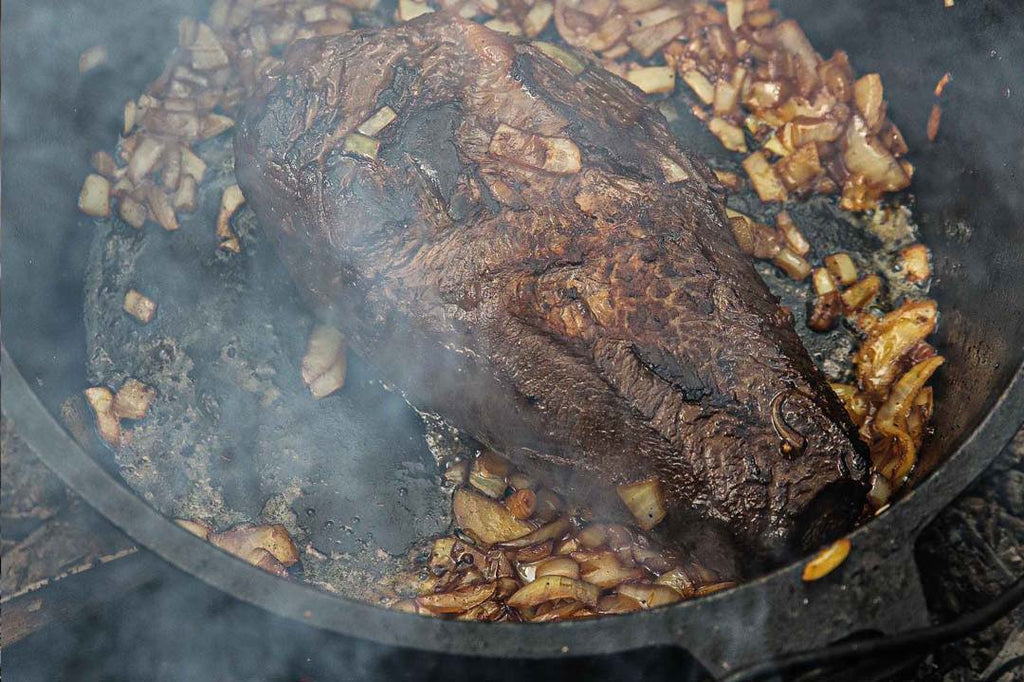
[84,386,120,447]
[488,123,581,174]
[681,70,715,105]
[616,582,683,608]
[807,291,842,332]
[344,132,380,160]
[840,274,881,312]
[113,378,156,420]
[498,516,572,549]
[824,252,858,286]
[708,117,748,153]
[801,538,851,581]
[418,582,497,614]
[899,244,931,283]
[123,289,157,324]
[357,106,398,137]
[453,488,532,545]
[855,300,938,396]
[842,115,910,192]
[875,356,945,442]
[535,556,580,580]
[211,523,300,567]
[574,551,644,588]
[812,268,837,296]
[596,593,643,614]
[78,174,111,218]
[616,478,667,530]
[533,41,585,76]
[653,567,696,598]
[626,66,676,95]
[742,150,788,203]
[507,575,599,608]
[302,325,347,399]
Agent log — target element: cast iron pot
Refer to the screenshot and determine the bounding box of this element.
[2,0,1021,677]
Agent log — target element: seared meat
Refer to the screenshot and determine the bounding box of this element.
[235,16,869,565]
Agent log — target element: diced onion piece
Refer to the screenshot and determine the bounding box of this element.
[397,0,433,21]
[616,583,683,608]
[812,268,837,296]
[144,186,178,231]
[900,244,931,283]
[120,196,147,228]
[773,247,811,281]
[660,156,689,183]
[91,151,119,178]
[488,123,581,174]
[505,488,537,519]
[180,147,207,183]
[507,575,599,608]
[713,169,742,190]
[190,23,230,71]
[843,116,910,192]
[123,289,157,323]
[807,291,842,332]
[654,567,696,598]
[533,41,585,76]
[708,117,748,153]
[343,132,381,160]
[596,593,644,614]
[175,518,213,540]
[484,18,522,35]
[114,378,156,420]
[681,70,715,105]
[841,274,881,312]
[123,100,137,136]
[626,17,685,59]
[84,386,120,447]
[128,137,165,184]
[855,300,939,396]
[742,150,788,203]
[357,106,397,137]
[522,1,555,37]
[712,79,740,117]
[616,477,667,530]
[535,557,580,580]
[173,176,198,213]
[773,142,822,192]
[801,538,851,581]
[626,66,676,95]
[875,356,945,441]
[199,114,235,140]
[302,324,347,399]
[453,488,532,545]
[526,600,589,622]
[725,0,744,30]
[775,211,810,256]
[575,551,644,588]
[853,74,885,131]
[211,523,300,567]
[824,252,858,286]
[418,582,497,614]
[78,174,111,217]
[78,45,108,74]
[866,472,893,509]
[498,516,572,549]
[829,383,870,427]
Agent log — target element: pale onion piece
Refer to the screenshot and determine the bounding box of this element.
[708,117,748,153]
[250,548,289,577]
[488,123,581,174]
[775,211,809,256]
[454,488,532,545]
[654,567,696,597]
[597,593,644,614]
[866,472,893,509]
[211,523,300,566]
[694,581,737,596]
[429,537,457,571]
[199,114,236,140]
[180,147,207,183]
[78,174,111,217]
[812,268,836,296]
[681,70,715,105]
[830,383,870,427]
[725,0,744,30]
[774,143,822,192]
[498,516,572,549]
[853,73,885,132]
[712,79,740,117]
[173,175,198,213]
[824,252,858,286]
[123,100,137,136]
[418,582,497,614]
[78,45,108,74]
[807,291,842,332]
[303,4,329,22]
[506,488,537,519]
[742,151,788,203]
[840,274,881,312]
[397,0,433,21]
[576,523,607,548]
[144,185,178,231]
[619,0,661,11]
[518,540,555,564]
[771,20,820,86]
[527,600,587,622]
[616,583,683,608]
[485,18,523,36]
[190,23,230,71]
[344,132,381,160]
[216,184,245,241]
[626,16,685,59]
[123,289,157,324]
[801,538,851,581]
[843,116,910,192]
[469,456,508,498]
[91,151,119,178]
[633,5,682,30]
[713,169,742,190]
[789,117,845,146]
[660,156,689,183]
[533,41,585,76]
[773,247,811,281]
[507,575,599,608]
[522,1,555,37]
[856,300,939,397]
[302,325,347,399]
[128,137,165,184]
[626,66,676,95]
[113,378,156,420]
[577,553,644,588]
[875,356,945,440]
[616,477,667,530]
[900,244,931,283]
[119,196,147,228]
[84,387,121,447]
[535,556,580,580]
[357,106,398,137]
[175,518,212,540]
[554,536,580,555]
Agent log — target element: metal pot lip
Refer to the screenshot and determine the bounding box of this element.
[2,344,1022,658]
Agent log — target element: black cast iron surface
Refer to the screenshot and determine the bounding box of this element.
[2,0,1022,677]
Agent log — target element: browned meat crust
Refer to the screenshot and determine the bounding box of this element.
[235,16,869,566]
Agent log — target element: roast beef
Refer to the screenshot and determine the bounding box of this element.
[235,16,869,566]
